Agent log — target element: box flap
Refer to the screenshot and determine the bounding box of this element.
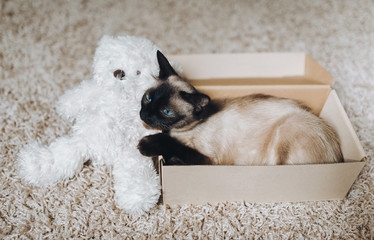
[320,90,366,161]
[195,85,331,115]
[170,53,334,86]
[162,162,365,205]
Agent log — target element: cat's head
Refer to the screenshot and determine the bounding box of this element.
[140,51,210,131]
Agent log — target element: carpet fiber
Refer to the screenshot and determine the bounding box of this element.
[1,0,373,238]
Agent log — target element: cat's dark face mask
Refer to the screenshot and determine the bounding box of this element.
[139,85,183,131]
[139,50,210,131]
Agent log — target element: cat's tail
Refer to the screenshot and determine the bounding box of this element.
[319,119,344,163]
[17,135,88,186]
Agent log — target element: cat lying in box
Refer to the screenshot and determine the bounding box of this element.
[137,51,343,166]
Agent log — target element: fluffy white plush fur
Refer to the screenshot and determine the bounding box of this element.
[2,1,373,238]
[17,35,163,215]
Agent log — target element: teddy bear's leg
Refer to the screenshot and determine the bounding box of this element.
[112,150,161,215]
[18,134,89,186]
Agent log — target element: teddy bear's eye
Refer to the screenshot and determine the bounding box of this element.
[113,69,125,80]
[137,70,141,75]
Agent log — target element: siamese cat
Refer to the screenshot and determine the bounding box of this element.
[137,51,343,165]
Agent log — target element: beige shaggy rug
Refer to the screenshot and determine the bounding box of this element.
[1,0,373,239]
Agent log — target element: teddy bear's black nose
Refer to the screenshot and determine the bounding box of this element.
[113,69,125,80]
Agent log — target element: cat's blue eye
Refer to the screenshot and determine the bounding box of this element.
[145,94,151,102]
[163,109,174,116]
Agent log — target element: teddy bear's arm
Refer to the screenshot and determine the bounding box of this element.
[55,80,99,121]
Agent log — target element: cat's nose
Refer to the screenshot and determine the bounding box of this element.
[140,109,147,122]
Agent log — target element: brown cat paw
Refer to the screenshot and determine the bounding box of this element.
[137,134,165,157]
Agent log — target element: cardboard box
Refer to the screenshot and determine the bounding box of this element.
[159,53,366,205]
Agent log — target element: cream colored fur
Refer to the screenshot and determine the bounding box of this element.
[170,95,342,165]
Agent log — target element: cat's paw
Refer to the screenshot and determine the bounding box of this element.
[164,156,186,165]
[137,134,165,157]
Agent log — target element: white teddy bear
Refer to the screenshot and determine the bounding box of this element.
[18,35,175,214]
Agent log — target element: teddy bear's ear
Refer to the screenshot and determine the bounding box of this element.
[99,35,113,45]
[114,69,125,80]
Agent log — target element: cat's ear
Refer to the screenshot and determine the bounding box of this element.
[157,50,178,80]
[180,91,210,112]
